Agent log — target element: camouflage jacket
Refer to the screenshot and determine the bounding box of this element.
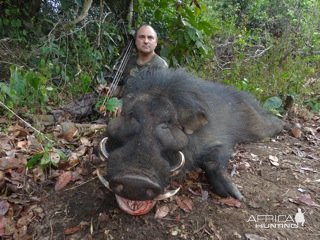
[120,53,168,86]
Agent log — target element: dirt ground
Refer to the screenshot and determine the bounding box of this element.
[1,112,319,240]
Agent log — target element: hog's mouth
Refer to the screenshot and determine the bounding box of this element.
[98,137,185,215]
[97,169,181,215]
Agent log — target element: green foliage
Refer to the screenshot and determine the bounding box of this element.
[304,97,320,112]
[26,145,67,169]
[1,0,126,107]
[211,0,316,37]
[221,33,319,104]
[205,0,320,111]
[0,5,26,41]
[95,97,122,113]
[30,12,125,102]
[105,97,122,112]
[37,32,101,97]
[0,66,50,111]
[263,96,283,117]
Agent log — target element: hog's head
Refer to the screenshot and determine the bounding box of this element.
[98,83,208,215]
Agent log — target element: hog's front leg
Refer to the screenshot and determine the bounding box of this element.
[199,145,244,200]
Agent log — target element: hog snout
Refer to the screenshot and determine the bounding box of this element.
[109,174,162,201]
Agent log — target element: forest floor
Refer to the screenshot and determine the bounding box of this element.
[0,107,319,240]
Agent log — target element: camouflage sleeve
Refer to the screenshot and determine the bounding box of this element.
[152,54,168,68]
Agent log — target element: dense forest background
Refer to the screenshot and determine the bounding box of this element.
[0,0,319,116]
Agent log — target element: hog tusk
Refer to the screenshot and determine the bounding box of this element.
[170,151,185,177]
[154,186,181,200]
[99,137,109,161]
[97,169,112,192]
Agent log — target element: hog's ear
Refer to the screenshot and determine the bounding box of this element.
[170,90,209,134]
[177,109,208,134]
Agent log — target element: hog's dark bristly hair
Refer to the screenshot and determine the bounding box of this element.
[125,68,284,141]
[103,68,284,205]
[124,68,210,110]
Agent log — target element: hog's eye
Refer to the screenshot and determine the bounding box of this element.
[160,120,171,129]
[126,111,134,119]
[166,119,173,125]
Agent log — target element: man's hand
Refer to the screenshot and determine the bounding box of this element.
[108,105,122,118]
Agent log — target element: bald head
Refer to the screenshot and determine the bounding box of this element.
[134,25,158,55]
[135,25,158,40]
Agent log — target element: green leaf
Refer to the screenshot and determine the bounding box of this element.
[106,97,122,112]
[198,21,214,34]
[25,71,45,90]
[40,151,51,167]
[154,9,162,21]
[187,27,197,41]
[263,96,283,110]
[9,66,26,95]
[26,152,44,169]
[159,0,169,8]
[0,82,14,99]
[263,96,283,117]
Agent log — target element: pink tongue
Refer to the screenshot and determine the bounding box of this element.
[115,195,156,215]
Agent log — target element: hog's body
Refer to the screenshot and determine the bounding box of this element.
[99,69,284,214]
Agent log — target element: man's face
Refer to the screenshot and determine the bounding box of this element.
[135,26,158,54]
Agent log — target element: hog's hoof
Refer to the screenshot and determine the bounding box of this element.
[210,172,244,200]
